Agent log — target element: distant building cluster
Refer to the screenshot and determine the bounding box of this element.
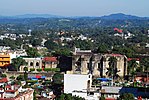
[0,77,33,100]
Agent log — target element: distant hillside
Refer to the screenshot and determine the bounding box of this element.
[0,13,149,28]
[14,14,63,18]
[0,14,63,19]
[100,13,147,20]
[0,13,148,19]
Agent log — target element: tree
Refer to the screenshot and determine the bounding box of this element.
[52,48,72,56]
[140,58,149,71]
[52,73,64,96]
[118,93,134,100]
[97,44,108,53]
[106,57,119,80]
[33,91,37,100]
[56,93,85,100]
[100,96,105,100]
[58,94,65,100]
[128,60,138,80]
[26,47,40,57]
[24,68,28,81]
[11,57,27,71]
[52,73,64,85]
[16,75,24,81]
[44,39,58,51]
[31,38,42,47]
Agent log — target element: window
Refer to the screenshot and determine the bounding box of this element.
[36,62,39,66]
[89,75,90,78]
[30,62,33,66]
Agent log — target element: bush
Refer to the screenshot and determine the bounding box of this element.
[1,74,7,78]
[16,75,24,81]
[30,68,35,71]
[119,93,134,100]
[37,68,42,72]
[26,80,38,83]
[44,68,52,72]
[44,68,60,72]
[24,67,28,71]
[10,76,15,79]
[51,68,60,72]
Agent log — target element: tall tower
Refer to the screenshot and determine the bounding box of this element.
[28,29,32,36]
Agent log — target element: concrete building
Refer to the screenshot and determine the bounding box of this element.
[0,53,10,67]
[0,88,34,100]
[64,74,101,100]
[70,48,127,78]
[101,86,149,99]
[42,57,58,69]
[102,54,127,78]
[64,74,92,94]
[20,58,42,71]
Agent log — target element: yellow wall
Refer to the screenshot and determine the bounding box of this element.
[0,54,10,67]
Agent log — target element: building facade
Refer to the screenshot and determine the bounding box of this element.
[20,58,42,71]
[69,48,127,78]
[0,53,10,67]
[42,57,58,69]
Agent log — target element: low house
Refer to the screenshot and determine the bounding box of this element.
[101,86,149,99]
[42,57,58,69]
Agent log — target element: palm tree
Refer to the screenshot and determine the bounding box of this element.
[128,60,138,81]
[106,57,119,80]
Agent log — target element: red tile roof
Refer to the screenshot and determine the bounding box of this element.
[111,54,122,56]
[106,98,116,100]
[43,57,57,62]
[128,58,140,61]
[105,54,123,57]
[0,78,8,83]
[5,85,11,88]
[5,90,17,93]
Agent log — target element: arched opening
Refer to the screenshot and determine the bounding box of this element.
[30,62,33,66]
[36,62,39,66]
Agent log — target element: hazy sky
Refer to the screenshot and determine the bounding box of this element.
[0,0,148,17]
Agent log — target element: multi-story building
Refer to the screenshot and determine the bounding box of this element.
[102,54,127,78]
[69,48,127,78]
[64,74,92,94]
[0,53,10,67]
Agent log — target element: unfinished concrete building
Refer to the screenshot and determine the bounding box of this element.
[68,48,127,78]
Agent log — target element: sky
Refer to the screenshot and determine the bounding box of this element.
[0,0,148,17]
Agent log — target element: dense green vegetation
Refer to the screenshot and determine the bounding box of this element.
[118,93,134,100]
[0,17,148,75]
[11,57,27,71]
[56,93,85,100]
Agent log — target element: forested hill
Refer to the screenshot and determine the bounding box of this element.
[0,13,149,30]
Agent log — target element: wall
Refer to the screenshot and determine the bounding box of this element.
[64,74,92,94]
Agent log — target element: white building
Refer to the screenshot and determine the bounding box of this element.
[20,58,42,71]
[64,74,92,94]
